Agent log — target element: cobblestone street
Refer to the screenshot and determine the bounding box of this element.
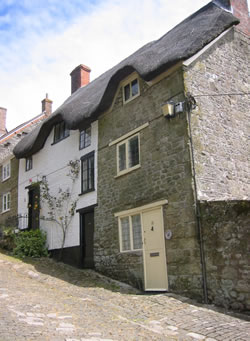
[0,252,249,341]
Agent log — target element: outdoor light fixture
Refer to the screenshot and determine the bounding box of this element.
[162,101,185,118]
[161,101,175,117]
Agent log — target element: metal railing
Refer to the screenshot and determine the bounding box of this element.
[17,214,29,230]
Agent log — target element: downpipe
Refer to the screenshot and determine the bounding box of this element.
[185,93,208,304]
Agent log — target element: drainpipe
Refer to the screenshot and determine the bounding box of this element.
[185,93,208,304]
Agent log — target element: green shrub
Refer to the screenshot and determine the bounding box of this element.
[14,229,48,258]
[0,226,16,251]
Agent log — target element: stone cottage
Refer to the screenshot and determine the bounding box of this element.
[14,0,250,311]
[0,95,52,229]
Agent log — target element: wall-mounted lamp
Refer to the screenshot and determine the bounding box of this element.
[161,101,175,118]
[162,101,185,118]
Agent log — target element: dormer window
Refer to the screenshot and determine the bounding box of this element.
[123,77,140,104]
[53,121,70,143]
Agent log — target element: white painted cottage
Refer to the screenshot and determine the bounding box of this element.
[17,65,98,267]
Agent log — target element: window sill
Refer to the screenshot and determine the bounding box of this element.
[2,177,10,182]
[51,135,69,145]
[79,188,95,196]
[123,93,140,105]
[79,144,91,151]
[1,209,10,214]
[120,249,142,254]
[115,164,141,178]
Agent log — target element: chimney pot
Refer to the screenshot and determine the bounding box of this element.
[41,94,53,116]
[70,64,91,94]
[0,107,7,137]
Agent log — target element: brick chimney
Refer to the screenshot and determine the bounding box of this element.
[0,107,7,136]
[214,0,250,35]
[41,93,53,116]
[231,0,250,35]
[70,64,91,94]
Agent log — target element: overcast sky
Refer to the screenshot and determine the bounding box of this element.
[0,0,246,131]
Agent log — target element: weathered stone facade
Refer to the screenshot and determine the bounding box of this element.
[184,28,250,201]
[0,157,19,227]
[94,27,250,309]
[200,200,250,312]
[95,69,203,299]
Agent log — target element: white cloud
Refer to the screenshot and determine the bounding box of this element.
[0,0,242,131]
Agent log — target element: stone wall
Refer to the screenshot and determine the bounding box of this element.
[0,157,19,227]
[95,69,203,299]
[184,28,250,201]
[200,200,250,312]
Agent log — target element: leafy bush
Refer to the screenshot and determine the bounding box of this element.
[14,229,48,258]
[0,226,16,251]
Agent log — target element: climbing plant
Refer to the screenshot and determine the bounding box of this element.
[40,160,80,258]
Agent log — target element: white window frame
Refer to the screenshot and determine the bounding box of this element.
[2,192,11,213]
[2,161,10,181]
[115,199,168,254]
[116,133,140,176]
[118,213,143,253]
[122,74,140,104]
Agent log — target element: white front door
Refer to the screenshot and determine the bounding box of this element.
[142,207,168,291]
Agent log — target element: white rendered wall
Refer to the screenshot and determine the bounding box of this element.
[18,121,98,250]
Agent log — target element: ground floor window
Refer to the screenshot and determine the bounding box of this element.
[2,192,11,212]
[119,213,142,252]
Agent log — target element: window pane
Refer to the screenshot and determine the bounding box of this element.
[120,217,131,251]
[3,195,6,211]
[88,155,94,190]
[80,130,85,149]
[6,164,10,177]
[80,127,91,149]
[132,214,142,249]
[118,143,126,171]
[7,193,10,210]
[124,84,130,101]
[81,159,88,192]
[64,124,70,138]
[131,79,138,97]
[128,136,139,168]
[85,127,91,147]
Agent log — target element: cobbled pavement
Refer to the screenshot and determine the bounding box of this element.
[0,252,249,341]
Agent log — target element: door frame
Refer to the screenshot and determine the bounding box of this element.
[26,184,40,230]
[142,206,168,291]
[77,204,96,268]
[115,200,168,291]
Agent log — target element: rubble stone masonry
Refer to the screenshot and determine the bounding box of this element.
[184,28,250,201]
[95,69,203,300]
[200,200,250,312]
[0,157,19,227]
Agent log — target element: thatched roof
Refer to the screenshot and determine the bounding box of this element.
[14,1,239,159]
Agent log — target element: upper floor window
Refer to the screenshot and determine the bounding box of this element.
[2,161,10,181]
[53,121,70,143]
[81,151,94,194]
[25,157,32,171]
[117,134,140,176]
[79,126,91,149]
[2,192,11,212]
[119,213,142,252]
[123,77,139,104]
